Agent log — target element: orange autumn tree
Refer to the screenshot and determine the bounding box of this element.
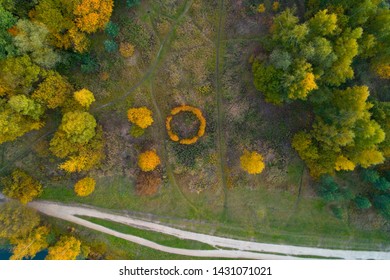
[240,150,265,175]
[74,177,96,196]
[127,107,154,129]
[46,236,81,260]
[33,0,114,52]
[138,150,161,172]
[74,0,114,33]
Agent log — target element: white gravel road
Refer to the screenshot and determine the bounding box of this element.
[29,201,390,260]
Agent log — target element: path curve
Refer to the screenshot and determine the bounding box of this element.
[29,201,390,260]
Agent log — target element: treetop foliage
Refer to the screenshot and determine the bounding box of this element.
[74,177,96,196]
[46,235,81,260]
[2,169,43,204]
[240,150,265,175]
[127,107,154,129]
[138,150,161,172]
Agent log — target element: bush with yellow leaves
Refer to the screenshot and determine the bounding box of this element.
[138,150,161,172]
[74,89,95,109]
[240,150,265,174]
[74,177,96,197]
[127,107,154,129]
[258,4,266,13]
[119,42,135,58]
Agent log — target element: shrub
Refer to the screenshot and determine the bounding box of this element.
[119,42,135,58]
[74,89,95,109]
[105,21,119,38]
[127,107,154,129]
[127,0,141,8]
[130,125,145,138]
[104,40,118,53]
[257,4,266,13]
[354,196,372,209]
[240,150,265,174]
[331,206,344,220]
[135,171,162,196]
[74,177,96,197]
[138,150,161,172]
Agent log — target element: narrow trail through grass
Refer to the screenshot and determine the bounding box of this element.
[215,0,229,219]
[148,80,201,214]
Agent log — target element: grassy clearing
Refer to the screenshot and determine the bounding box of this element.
[78,216,214,250]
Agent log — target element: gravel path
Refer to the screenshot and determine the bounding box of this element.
[29,201,390,260]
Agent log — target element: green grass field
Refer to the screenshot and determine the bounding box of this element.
[78,216,214,250]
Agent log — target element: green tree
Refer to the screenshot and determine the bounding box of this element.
[354,196,372,209]
[307,9,338,36]
[373,177,390,191]
[105,21,119,38]
[0,3,17,59]
[361,169,380,184]
[14,19,60,69]
[104,39,118,53]
[8,95,44,120]
[373,194,390,219]
[252,61,285,104]
[58,111,97,144]
[126,0,140,8]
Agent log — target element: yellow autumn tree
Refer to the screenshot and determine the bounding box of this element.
[119,42,135,58]
[272,1,280,11]
[74,88,95,109]
[10,226,50,260]
[2,169,43,204]
[74,177,96,197]
[258,4,266,13]
[32,72,73,109]
[138,150,161,172]
[301,72,318,93]
[375,64,390,79]
[74,0,114,33]
[334,155,355,171]
[240,150,265,175]
[127,107,154,129]
[46,236,81,260]
[59,155,88,173]
[355,149,385,168]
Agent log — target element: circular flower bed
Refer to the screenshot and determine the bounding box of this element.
[166,105,206,145]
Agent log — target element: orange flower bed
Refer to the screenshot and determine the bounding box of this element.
[166,105,206,145]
